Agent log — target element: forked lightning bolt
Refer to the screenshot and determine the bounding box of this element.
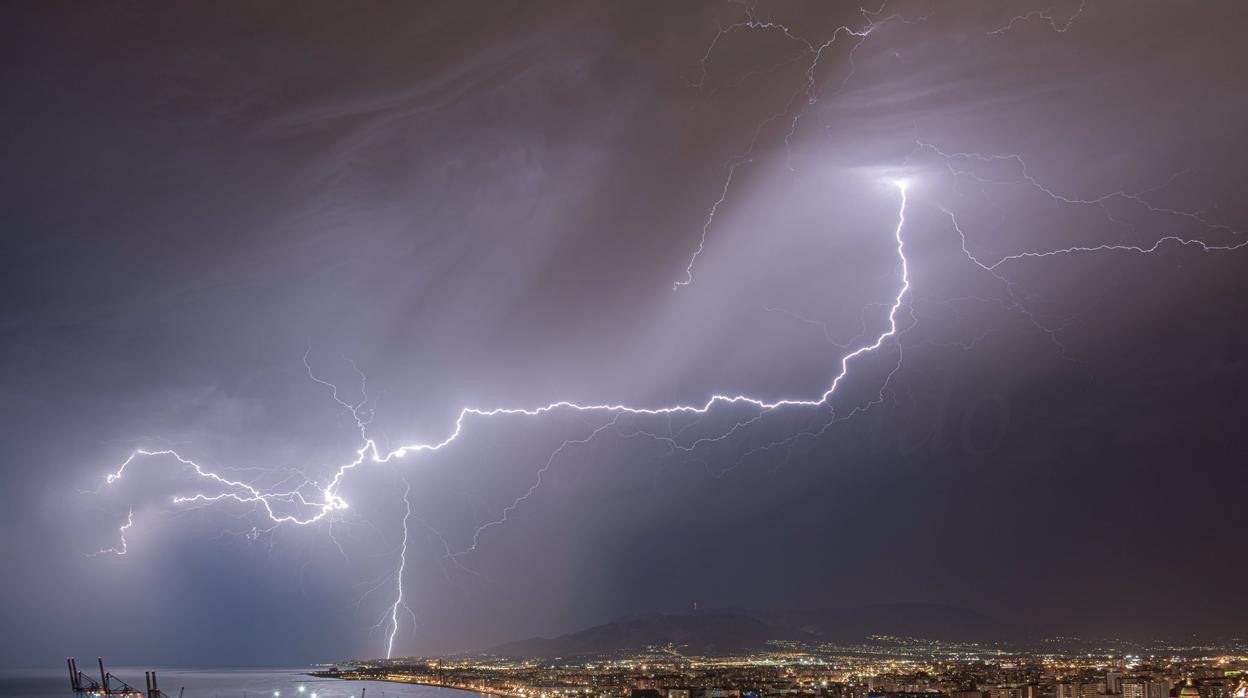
[98,183,911,656]
[89,2,1248,660]
[101,182,912,531]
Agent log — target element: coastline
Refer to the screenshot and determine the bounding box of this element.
[310,673,517,698]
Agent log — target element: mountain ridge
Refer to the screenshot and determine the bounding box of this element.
[485,603,1027,658]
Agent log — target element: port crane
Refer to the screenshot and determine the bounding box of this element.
[67,657,163,698]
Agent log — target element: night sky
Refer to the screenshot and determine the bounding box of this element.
[3,0,1247,669]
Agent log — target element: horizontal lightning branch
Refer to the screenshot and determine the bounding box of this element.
[101,183,913,544]
[95,183,912,659]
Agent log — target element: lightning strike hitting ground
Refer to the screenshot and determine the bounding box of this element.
[97,182,911,656]
[384,477,416,659]
[87,3,1248,660]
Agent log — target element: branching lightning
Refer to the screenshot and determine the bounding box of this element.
[384,476,416,659]
[987,0,1086,37]
[87,2,1248,661]
[100,183,912,526]
[910,137,1247,355]
[674,1,926,289]
[97,182,911,656]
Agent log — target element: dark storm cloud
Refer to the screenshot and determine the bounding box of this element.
[2,0,1247,668]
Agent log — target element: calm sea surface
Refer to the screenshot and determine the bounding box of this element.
[0,667,488,698]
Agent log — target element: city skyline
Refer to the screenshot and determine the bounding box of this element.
[315,628,1248,698]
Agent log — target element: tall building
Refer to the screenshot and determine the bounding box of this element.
[987,687,1023,698]
[1123,677,1171,698]
[1123,679,1147,698]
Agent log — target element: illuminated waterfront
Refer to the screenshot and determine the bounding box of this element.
[1,667,490,698]
[318,640,1248,698]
